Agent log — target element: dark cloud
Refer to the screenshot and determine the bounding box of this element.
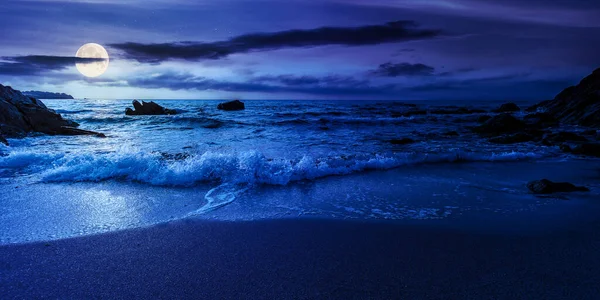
[99,72,395,95]
[0,55,107,76]
[370,62,435,77]
[109,21,442,62]
[253,74,369,87]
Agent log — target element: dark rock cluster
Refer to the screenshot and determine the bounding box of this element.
[217,100,245,111]
[125,100,177,115]
[0,84,104,144]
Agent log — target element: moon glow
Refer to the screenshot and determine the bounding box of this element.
[75,43,109,77]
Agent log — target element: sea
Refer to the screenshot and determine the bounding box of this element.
[1,99,599,243]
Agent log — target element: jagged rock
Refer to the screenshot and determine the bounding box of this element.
[0,84,101,138]
[531,68,600,127]
[493,102,520,113]
[473,113,525,136]
[390,138,415,145]
[489,132,534,144]
[527,179,589,194]
[125,100,177,115]
[217,100,245,111]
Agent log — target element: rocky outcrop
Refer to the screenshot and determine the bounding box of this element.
[527,179,589,194]
[473,114,525,136]
[125,100,176,115]
[522,112,558,128]
[22,91,74,99]
[493,103,520,113]
[0,84,103,138]
[0,134,7,146]
[531,68,600,127]
[217,100,245,111]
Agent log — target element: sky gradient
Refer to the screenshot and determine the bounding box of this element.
[1,0,599,100]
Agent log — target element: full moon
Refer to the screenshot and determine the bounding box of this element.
[75,43,109,77]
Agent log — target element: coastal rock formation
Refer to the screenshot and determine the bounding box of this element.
[22,91,74,99]
[530,68,600,127]
[0,84,103,138]
[541,132,587,146]
[473,113,525,136]
[217,100,245,111]
[523,112,558,128]
[527,179,589,194]
[0,134,7,146]
[125,100,177,115]
[493,103,520,113]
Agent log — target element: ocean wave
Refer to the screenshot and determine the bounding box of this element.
[0,148,543,187]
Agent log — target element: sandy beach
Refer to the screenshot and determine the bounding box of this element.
[2,217,600,299]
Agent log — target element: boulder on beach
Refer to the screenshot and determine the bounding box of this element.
[527,179,589,194]
[0,83,103,138]
[125,100,177,115]
[530,68,600,127]
[493,103,520,113]
[473,113,525,136]
[217,100,245,111]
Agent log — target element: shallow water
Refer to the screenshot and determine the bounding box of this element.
[1,99,599,243]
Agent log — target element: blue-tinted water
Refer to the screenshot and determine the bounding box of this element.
[1,99,599,243]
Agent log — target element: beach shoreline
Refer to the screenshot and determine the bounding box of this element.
[2,217,600,299]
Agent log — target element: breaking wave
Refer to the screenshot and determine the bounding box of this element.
[0,148,543,187]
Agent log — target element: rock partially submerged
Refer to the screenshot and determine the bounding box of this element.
[527,179,590,194]
[562,143,600,157]
[530,68,600,127]
[217,100,245,111]
[125,100,177,115]
[493,102,520,113]
[473,113,525,136]
[0,83,103,138]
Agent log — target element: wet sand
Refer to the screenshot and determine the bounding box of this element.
[2,218,600,299]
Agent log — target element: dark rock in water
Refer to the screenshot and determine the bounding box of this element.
[0,134,7,146]
[530,68,600,127]
[477,115,492,123]
[56,126,106,137]
[390,138,415,145]
[523,112,558,128]
[527,179,589,194]
[493,102,520,113]
[570,143,600,157]
[542,132,587,146]
[126,100,177,115]
[489,132,534,144]
[473,113,525,136]
[217,100,245,111]
[0,83,103,138]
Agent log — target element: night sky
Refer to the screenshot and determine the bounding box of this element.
[1,0,599,100]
